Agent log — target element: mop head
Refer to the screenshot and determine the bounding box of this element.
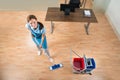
[49,63,63,70]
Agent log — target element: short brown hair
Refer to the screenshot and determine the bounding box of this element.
[27,15,37,22]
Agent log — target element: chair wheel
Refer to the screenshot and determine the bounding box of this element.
[89,73,92,75]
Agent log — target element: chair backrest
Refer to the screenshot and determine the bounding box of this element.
[69,0,81,8]
[69,0,80,4]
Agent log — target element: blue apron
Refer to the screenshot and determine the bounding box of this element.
[28,23,48,49]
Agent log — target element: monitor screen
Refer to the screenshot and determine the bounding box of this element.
[60,4,75,12]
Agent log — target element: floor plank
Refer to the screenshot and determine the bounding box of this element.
[0,1,120,80]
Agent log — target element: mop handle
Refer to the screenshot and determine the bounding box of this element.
[71,49,81,58]
[70,49,81,72]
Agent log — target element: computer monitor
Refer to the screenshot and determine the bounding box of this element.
[60,4,75,15]
[60,4,75,12]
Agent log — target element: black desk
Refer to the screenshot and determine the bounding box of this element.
[45,7,98,34]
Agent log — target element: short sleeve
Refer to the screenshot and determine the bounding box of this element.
[25,23,30,30]
[41,28,46,34]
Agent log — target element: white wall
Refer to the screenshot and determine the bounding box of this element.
[0,0,58,11]
[93,0,111,13]
[105,0,120,39]
[93,0,120,39]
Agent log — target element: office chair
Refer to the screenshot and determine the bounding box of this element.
[69,0,81,8]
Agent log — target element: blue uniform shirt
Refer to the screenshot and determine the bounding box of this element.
[25,23,48,49]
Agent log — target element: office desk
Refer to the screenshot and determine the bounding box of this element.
[45,7,98,35]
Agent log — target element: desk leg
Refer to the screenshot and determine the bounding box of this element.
[84,22,90,35]
[50,21,54,34]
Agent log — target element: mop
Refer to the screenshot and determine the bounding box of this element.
[49,63,63,70]
[49,58,63,70]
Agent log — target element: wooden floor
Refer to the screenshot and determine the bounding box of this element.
[0,1,120,80]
